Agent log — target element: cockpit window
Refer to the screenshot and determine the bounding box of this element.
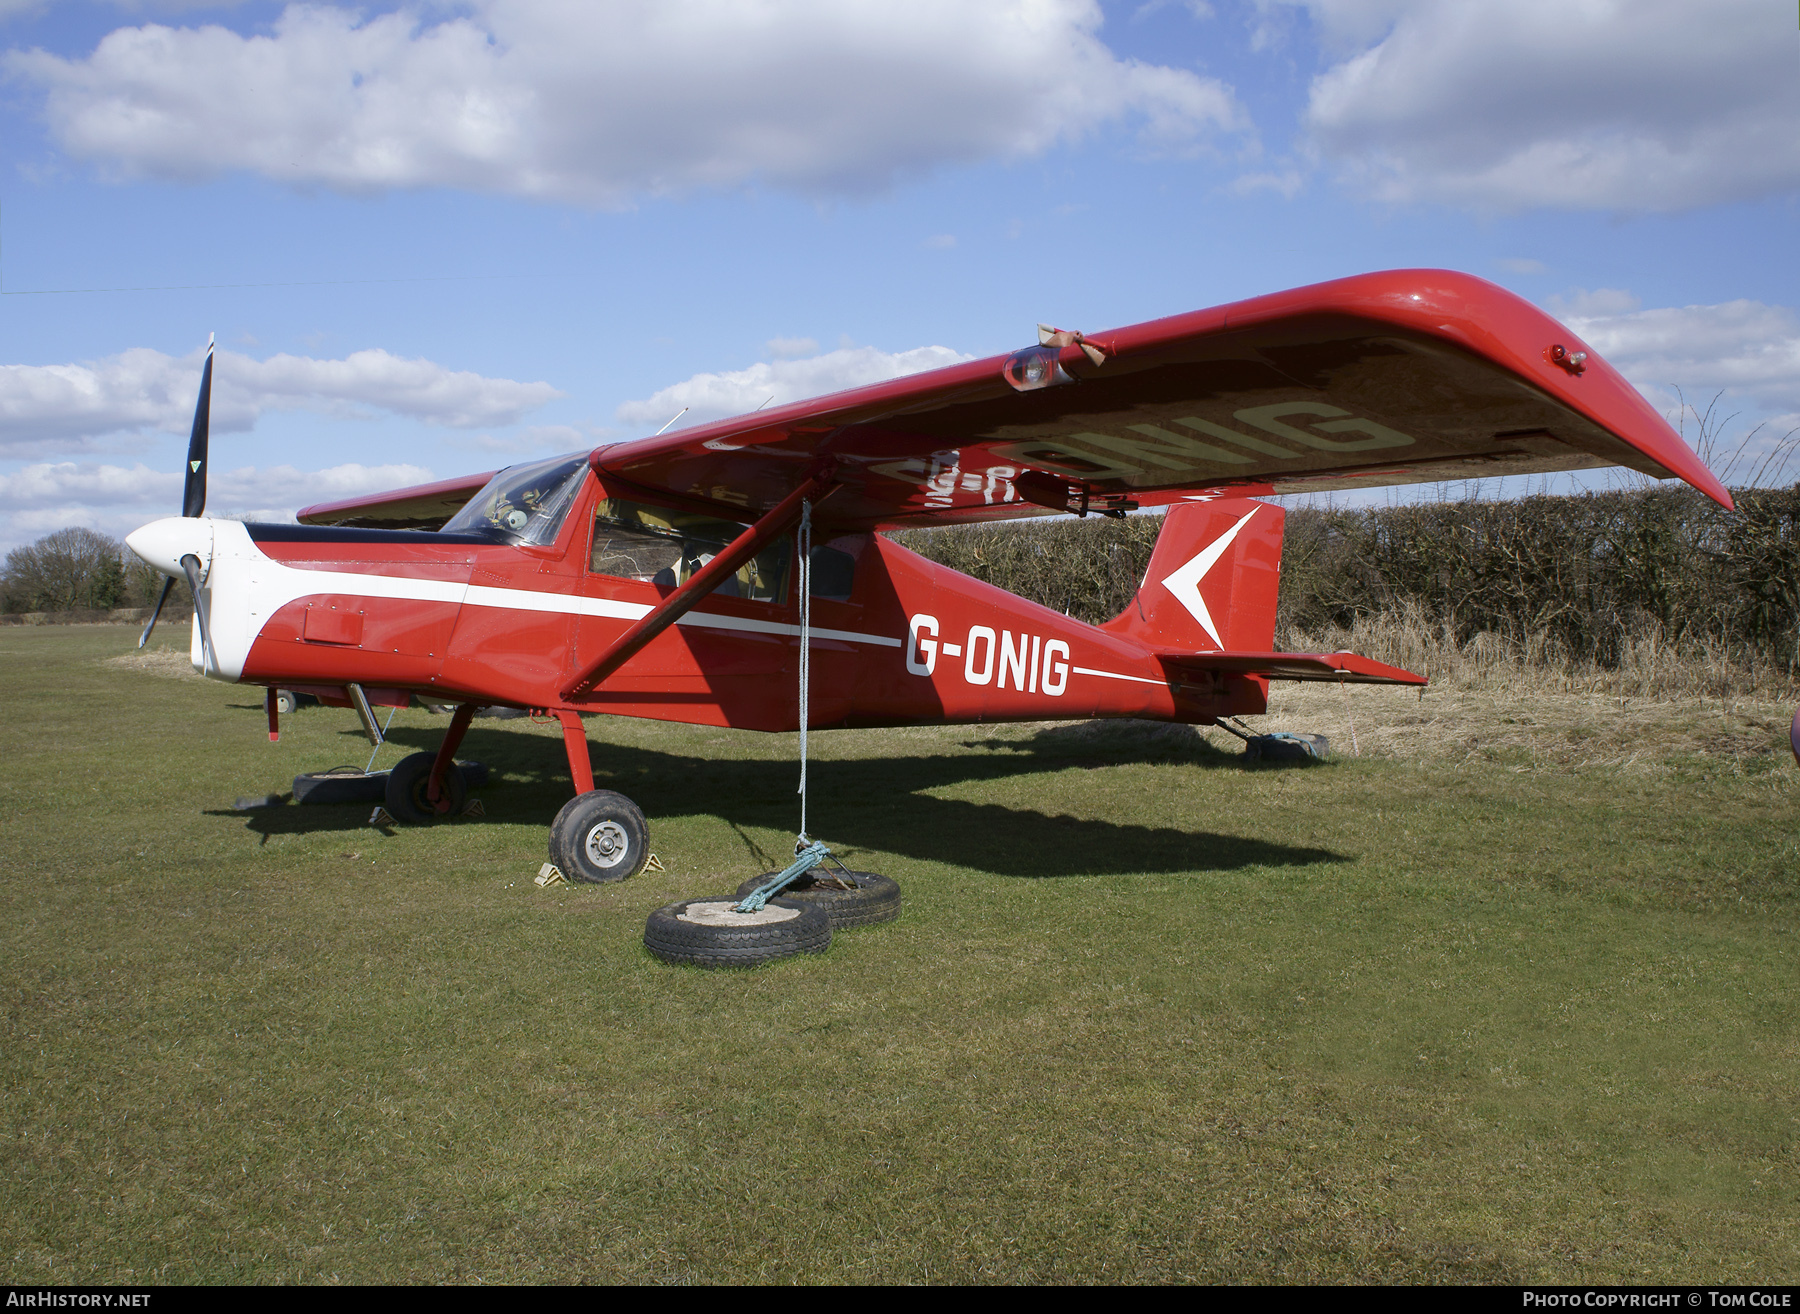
[441,455,588,546]
[589,499,791,603]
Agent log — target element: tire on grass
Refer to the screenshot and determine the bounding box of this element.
[644,896,831,968]
[384,751,467,824]
[294,766,387,805]
[549,790,650,883]
[733,869,900,929]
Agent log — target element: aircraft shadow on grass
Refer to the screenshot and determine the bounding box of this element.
[213,718,1348,878]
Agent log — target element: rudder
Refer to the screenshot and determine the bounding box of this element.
[1102,499,1283,652]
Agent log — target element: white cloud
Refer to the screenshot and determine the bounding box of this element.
[1289,0,1800,211]
[444,424,603,456]
[0,345,560,455]
[617,344,973,428]
[0,459,437,554]
[12,0,1249,206]
[765,337,819,361]
[100,2,252,12]
[1556,297,1800,419]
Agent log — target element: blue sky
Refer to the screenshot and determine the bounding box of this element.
[0,0,1795,553]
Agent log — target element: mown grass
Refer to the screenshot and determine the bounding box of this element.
[2,626,1797,1284]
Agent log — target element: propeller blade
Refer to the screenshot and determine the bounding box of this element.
[182,335,214,519]
[138,575,175,649]
[180,553,215,675]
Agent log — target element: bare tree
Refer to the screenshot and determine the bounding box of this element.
[3,528,128,613]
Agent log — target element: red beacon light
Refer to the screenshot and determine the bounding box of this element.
[1546,343,1588,375]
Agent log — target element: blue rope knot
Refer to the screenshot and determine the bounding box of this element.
[735,839,833,913]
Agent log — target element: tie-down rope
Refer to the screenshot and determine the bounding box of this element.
[735,499,852,913]
[797,497,812,841]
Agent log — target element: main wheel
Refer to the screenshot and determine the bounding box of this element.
[275,689,300,715]
[644,897,831,968]
[384,752,467,824]
[733,869,900,929]
[549,790,650,883]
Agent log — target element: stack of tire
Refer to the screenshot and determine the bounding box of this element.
[542,789,902,969]
[644,868,901,969]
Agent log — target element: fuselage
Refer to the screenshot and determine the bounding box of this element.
[126,471,1269,731]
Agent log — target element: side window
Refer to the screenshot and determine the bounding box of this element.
[591,524,682,584]
[807,534,868,603]
[808,545,857,601]
[588,499,791,603]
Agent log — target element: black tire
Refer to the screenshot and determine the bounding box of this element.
[644,897,831,968]
[294,766,388,805]
[549,790,650,883]
[384,752,467,824]
[733,869,900,929]
[275,689,300,716]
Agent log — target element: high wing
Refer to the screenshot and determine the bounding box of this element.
[298,269,1729,531]
[297,469,495,529]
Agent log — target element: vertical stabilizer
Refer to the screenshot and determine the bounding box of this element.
[1102,499,1283,652]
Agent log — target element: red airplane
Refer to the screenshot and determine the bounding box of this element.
[125,269,1730,897]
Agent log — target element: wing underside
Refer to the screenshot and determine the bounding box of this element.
[297,270,1729,533]
[591,270,1726,530]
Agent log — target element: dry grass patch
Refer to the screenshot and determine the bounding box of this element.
[104,646,202,679]
[1283,605,1800,703]
[1262,682,1796,775]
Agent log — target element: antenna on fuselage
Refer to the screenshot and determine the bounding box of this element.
[654,407,689,435]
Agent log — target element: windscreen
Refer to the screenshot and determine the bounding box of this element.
[440,455,588,546]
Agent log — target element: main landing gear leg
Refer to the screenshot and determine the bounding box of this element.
[385,703,477,825]
[549,710,649,883]
[557,710,595,795]
[426,704,478,813]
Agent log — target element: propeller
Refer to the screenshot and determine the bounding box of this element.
[137,335,216,669]
[1037,323,1108,367]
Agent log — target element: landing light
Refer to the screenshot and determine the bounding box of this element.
[1003,346,1074,392]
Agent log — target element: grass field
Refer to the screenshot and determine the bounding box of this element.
[3,625,1797,1284]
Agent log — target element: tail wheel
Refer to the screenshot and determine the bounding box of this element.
[384,752,467,824]
[733,870,900,929]
[644,897,831,968]
[550,790,650,883]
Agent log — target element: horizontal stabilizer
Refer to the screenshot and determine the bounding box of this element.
[1163,650,1426,686]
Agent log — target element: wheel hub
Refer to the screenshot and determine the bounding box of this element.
[584,820,631,869]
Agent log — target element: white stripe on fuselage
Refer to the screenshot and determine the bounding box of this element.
[460,582,900,646]
[191,521,902,683]
[1071,665,1166,686]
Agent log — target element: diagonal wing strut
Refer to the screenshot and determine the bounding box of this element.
[561,467,836,699]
